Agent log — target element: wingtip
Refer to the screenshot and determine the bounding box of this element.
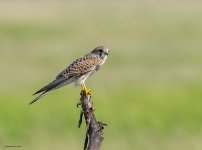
[33,86,47,96]
[33,90,41,96]
[30,91,48,105]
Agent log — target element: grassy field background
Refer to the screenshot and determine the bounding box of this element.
[0,1,202,150]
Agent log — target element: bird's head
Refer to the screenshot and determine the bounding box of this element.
[91,46,109,59]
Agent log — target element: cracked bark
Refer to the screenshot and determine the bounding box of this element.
[77,91,106,150]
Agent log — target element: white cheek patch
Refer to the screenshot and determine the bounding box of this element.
[99,56,107,66]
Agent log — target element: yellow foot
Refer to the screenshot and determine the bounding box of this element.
[85,88,92,96]
[81,84,92,96]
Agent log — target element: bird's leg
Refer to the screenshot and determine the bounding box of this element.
[81,84,92,96]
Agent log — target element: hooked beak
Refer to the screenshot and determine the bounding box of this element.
[104,52,109,56]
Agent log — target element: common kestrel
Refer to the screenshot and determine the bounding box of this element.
[29,46,109,104]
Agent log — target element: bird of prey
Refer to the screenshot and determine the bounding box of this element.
[29,46,109,105]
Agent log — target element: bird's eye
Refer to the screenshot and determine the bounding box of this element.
[97,49,103,56]
[98,49,103,53]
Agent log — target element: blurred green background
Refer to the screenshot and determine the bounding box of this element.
[0,1,202,150]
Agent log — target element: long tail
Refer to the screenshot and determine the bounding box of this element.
[30,76,69,105]
[29,91,48,105]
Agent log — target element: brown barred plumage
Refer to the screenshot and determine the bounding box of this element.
[30,46,109,104]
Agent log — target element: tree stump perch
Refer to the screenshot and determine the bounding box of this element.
[77,91,106,150]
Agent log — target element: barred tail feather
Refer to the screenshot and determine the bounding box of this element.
[29,91,48,105]
[30,76,70,105]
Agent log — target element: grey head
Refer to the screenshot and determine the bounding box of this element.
[91,45,109,59]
